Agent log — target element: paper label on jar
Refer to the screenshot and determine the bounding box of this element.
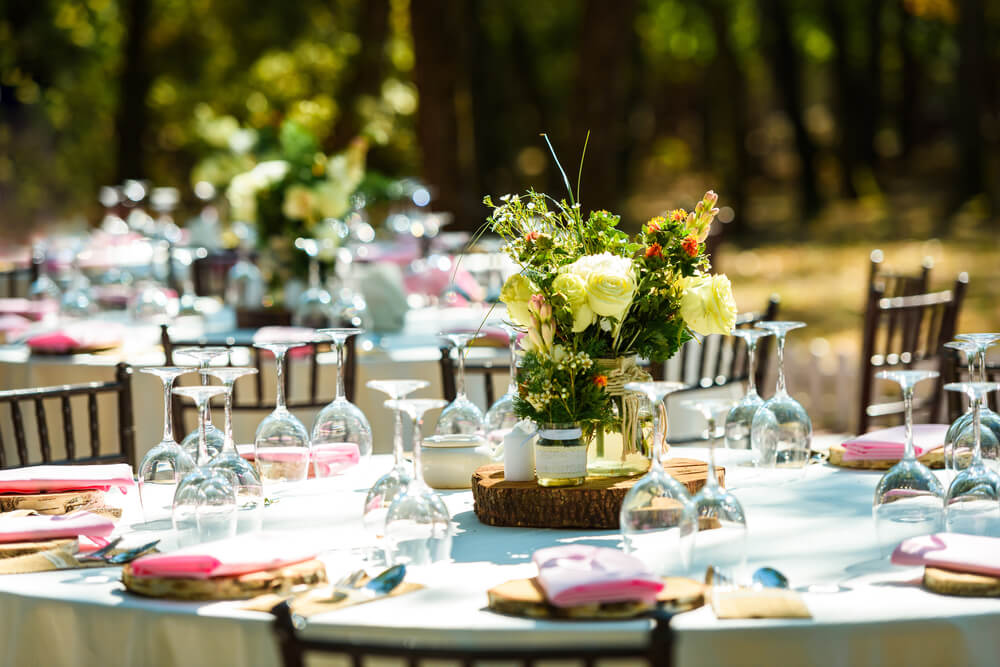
[534,443,587,478]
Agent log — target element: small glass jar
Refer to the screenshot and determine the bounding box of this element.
[535,422,586,487]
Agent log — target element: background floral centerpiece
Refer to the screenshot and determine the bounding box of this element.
[487,144,737,477]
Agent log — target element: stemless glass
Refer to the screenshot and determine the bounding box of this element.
[750,321,812,472]
[725,327,773,453]
[435,332,486,435]
[619,381,696,576]
[383,398,452,566]
[253,341,312,485]
[176,346,228,459]
[292,238,336,329]
[363,380,430,539]
[136,367,197,522]
[483,323,521,447]
[204,367,263,534]
[944,381,1000,536]
[872,370,944,556]
[311,328,373,477]
[171,385,237,546]
[686,398,748,577]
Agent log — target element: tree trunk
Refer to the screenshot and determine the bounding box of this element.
[114,0,152,182]
[570,0,637,214]
[898,6,920,158]
[759,0,821,220]
[950,0,985,224]
[860,0,884,166]
[328,0,390,152]
[825,0,859,198]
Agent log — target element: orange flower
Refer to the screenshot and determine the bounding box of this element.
[682,235,699,257]
[645,216,665,233]
[645,243,663,259]
[593,375,608,389]
[670,208,687,223]
[525,231,541,242]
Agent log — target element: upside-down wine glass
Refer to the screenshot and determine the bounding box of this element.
[725,327,773,453]
[136,367,197,522]
[253,341,312,485]
[872,370,944,556]
[943,341,981,476]
[311,328,373,477]
[204,367,263,534]
[435,332,485,435]
[483,323,521,447]
[384,398,452,566]
[952,334,1000,468]
[944,381,1000,536]
[619,381,696,576]
[686,398,748,577]
[177,346,228,459]
[292,238,336,329]
[171,385,237,547]
[363,380,430,540]
[750,321,812,473]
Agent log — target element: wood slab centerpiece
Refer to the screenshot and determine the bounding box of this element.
[472,460,723,530]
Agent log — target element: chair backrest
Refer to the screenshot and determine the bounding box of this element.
[649,294,780,392]
[0,261,37,299]
[868,249,933,300]
[0,362,135,468]
[438,345,507,407]
[270,600,674,667]
[856,273,968,433]
[191,249,241,298]
[161,325,354,433]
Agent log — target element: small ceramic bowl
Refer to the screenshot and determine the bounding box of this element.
[421,434,497,489]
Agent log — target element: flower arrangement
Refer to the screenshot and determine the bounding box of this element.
[486,138,737,438]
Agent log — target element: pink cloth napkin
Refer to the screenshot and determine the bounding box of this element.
[892,533,1000,576]
[26,321,124,354]
[532,545,664,608]
[312,443,361,476]
[0,298,57,322]
[841,424,948,461]
[0,463,135,494]
[129,538,316,579]
[0,511,115,544]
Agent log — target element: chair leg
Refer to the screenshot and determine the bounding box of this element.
[271,601,306,667]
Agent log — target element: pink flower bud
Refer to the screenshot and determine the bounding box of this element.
[710,207,720,217]
[528,326,544,351]
[542,321,555,348]
[704,190,718,206]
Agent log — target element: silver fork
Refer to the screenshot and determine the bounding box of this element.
[78,539,160,564]
[75,537,122,562]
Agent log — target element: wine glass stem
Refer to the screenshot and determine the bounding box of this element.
[705,416,719,489]
[197,398,210,465]
[507,335,517,395]
[978,348,991,410]
[275,349,287,410]
[392,409,404,466]
[902,385,915,461]
[200,362,213,423]
[973,395,983,465]
[412,415,424,482]
[162,379,174,443]
[746,341,758,396]
[775,334,787,395]
[335,340,346,401]
[456,342,467,398]
[223,383,235,453]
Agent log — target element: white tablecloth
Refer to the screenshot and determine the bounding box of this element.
[0,448,998,667]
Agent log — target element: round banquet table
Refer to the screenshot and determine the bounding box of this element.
[1,446,999,667]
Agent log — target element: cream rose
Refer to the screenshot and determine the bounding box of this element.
[678,273,737,336]
[500,274,540,327]
[552,272,595,332]
[562,253,636,320]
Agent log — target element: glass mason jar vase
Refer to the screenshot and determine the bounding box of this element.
[535,423,587,487]
[587,357,654,478]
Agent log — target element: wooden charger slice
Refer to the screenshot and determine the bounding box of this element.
[488,576,705,620]
[0,490,104,515]
[121,559,327,601]
[923,567,1000,597]
[827,444,970,470]
[472,459,723,530]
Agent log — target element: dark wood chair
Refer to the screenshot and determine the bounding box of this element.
[943,351,1000,422]
[438,345,509,407]
[0,258,38,299]
[270,600,675,667]
[161,325,354,435]
[648,295,780,392]
[856,273,968,433]
[0,363,135,468]
[192,249,242,298]
[867,248,933,300]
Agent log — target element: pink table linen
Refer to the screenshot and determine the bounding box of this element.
[26,321,124,354]
[0,464,135,494]
[0,511,114,544]
[532,545,664,608]
[841,424,948,461]
[892,533,1000,577]
[129,538,317,579]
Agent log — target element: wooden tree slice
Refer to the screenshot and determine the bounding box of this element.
[923,567,1000,597]
[487,576,704,619]
[0,490,104,515]
[827,444,969,470]
[472,459,724,530]
[0,538,77,559]
[121,559,327,601]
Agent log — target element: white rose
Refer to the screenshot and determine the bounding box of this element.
[562,253,636,320]
[678,273,738,336]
